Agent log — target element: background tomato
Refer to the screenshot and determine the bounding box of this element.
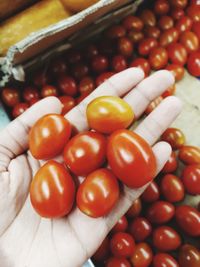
[179,146,200,164]
[159,28,179,47]
[165,64,185,81]
[79,76,95,96]
[161,127,185,149]
[106,257,131,267]
[153,253,179,267]
[182,164,200,195]
[96,72,114,86]
[12,102,29,118]
[122,15,144,31]
[158,16,174,31]
[110,232,135,258]
[126,198,142,218]
[144,26,161,39]
[111,216,128,234]
[118,37,133,57]
[112,55,127,72]
[93,237,110,262]
[161,151,178,173]
[2,87,20,107]
[187,51,200,76]
[41,85,58,97]
[186,5,200,22]
[129,58,150,76]
[106,25,126,39]
[179,31,199,53]
[141,181,160,203]
[91,55,109,73]
[138,38,158,56]
[128,30,144,43]
[171,7,185,21]
[129,217,152,242]
[179,244,200,267]
[149,47,168,70]
[167,43,187,65]
[23,86,39,103]
[140,9,156,27]
[154,0,170,15]
[59,96,76,115]
[175,16,192,33]
[130,242,153,267]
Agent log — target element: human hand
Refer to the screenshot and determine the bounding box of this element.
[0,68,182,267]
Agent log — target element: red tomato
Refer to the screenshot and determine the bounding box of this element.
[118,37,133,57]
[130,242,153,267]
[187,51,200,76]
[165,64,185,81]
[154,0,170,15]
[33,71,49,87]
[138,38,158,56]
[72,63,89,80]
[106,257,131,267]
[128,30,144,43]
[167,43,187,66]
[59,96,75,115]
[144,26,161,39]
[153,253,179,267]
[23,86,39,103]
[145,96,163,115]
[141,181,160,202]
[111,216,128,234]
[75,94,87,104]
[179,145,200,164]
[183,163,200,196]
[160,174,184,202]
[63,131,106,176]
[12,102,29,118]
[175,205,200,236]
[93,237,110,262]
[169,0,188,9]
[29,98,39,106]
[79,76,95,96]
[159,28,179,47]
[192,22,200,41]
[140,9,156,27]
[149,47,168,70]
[126,198,142,218]
[41,85,58,98]
[86,96,134,134]
[158,16,174,31]
[84,44,99,59]
[146,201,175,224]
[161,151,178,173]
[106,25,126,39]
[110,232,135,258]
[112,55,127,72]
[29,114,71,159]
[162,84,176,98]
[1,87,20,107]
[153,226,181,251]
[122,15,144,31]
[77,168,119,217]
[91,55,109,73]
[171,8,185,20]
[67,49,82,64]
[50,58,67,75]
[129,217,152,242]
[30,160,75,218]
[57,75,77,96]
[129,58,150,76]
[107,130,157,188]
[161,128,185,149]
[175,16,193,33]
[186,5,200,22]
[178,244,200,267]
[95,72,115,86]
[179,31,199,53]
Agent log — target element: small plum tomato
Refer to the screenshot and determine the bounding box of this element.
[106,257,131,267]
[59,96,76,115]
[179,31,199,53]
[12,102,29,118]
[130,242,153,267]
[126,198,142,218]
[2,87,20,107]
[111,216,128,234]
[141,181,160,203]
[129,217,152,242]
[182,164,200,195]
[57,75,77,96]
[161,151,178,173]
[149,47,168,70]
[178,244,200,267]
[111,55,127,73]
[167,43,187,66]
[95,72,115,86]
[165,64,185,81]
[187,51,200,76]
[122,15,144,31]
[161,127,185,149]
[23,86,39,103]
[154,0,170,15]
[41,85,58,98]
[129,58,150,77]
[153,253,179,267]
[110,232,135,258]
[175,16,192,33]
[140,9,156,27]
[79,76,95,96]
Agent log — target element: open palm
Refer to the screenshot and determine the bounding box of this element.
[0,68,182,267]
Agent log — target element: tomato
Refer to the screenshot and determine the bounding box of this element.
[159,28,179,47]
[106,25,126,39]
[50,58,67,75]
[180,31,199,53]
[182,164,200,194]
[153,253,179,267]
[23,86,39,103]
[129,217,152,242]
[29,98,39,106]
[175,16,193,33]
[178,244,200,267]
[153,226,181,251]
[29,114,71,159]
[63,131,106,176]
[95,72,115,86]
[165,64,185,81]
[79,76,94,96]
[146,201,175,224]
[158,16,174,31]
[112,55,127,72]
[140,9,156,27]
[160,174,184,202]
[111,216,128,234]
[186,5,200,22]
[122,15,144,31]
[59,96,76,115]
[171,8,185,21]
[167,43,187,66]
[130,243,153,267]
[84,44,99,59]
[67,49,82,64]
[149,47,168,70]
[106,257,131,267]
[187,51,200,76]
[33,70,49,87]
[41,85,58,98]
[169,0,188,9]
[93,237,110,262]
[138,38,158,56]
[144,26,161,39]
[192,22,200,41]
[145,96,163,115]
[175,205,200,236]
[57,75,77,96]
[141,181,160,202]
[86,96,134,134]
[72,63,89,80]
[1,87,20,107]
[129,58,150,77]
[162,84,176,98]
[161,128,185,149]
[91,55,109,73]
[179,145,200,164]
[126,198,142,218]
[110,232,135,258]
[107,130,157,188]
[162,151,178,173]
[77,168,119,217]
[76,94,87,104]
[154,0,170,15]
[12,102,29,118]
[128,30,144,43]
[118,37,133,57]
[30,160,75,218]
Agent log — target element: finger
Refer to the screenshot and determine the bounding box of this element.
[124,70,175,119]
[65,68,144,131]
[135,96,182,145]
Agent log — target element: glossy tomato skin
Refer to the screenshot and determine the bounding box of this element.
[129,58,150,76]
[91,55,109,73]
[180,144,200,167]
[165,64,185,81]
[41,85,58,98]
[29,114,71,159]
[149,47,168,70]
[118,37,133,57]
[179,31,199,53]
[138,38,158,56]
[159,28,179,47]
[153,253,179,267]
[162,84,176,98]
[140,9,156,27]
[161,128,185,149]
[167,43,187,66]
[23,86,39,103]
[186,5,200,22]
[160,174,184,202]
[79,76,95,96]
[192,21,200,41]
[86,96,134,134]
[112,55,127,72]
[77,168,119,218]
[153,226,181,251]
[126,198,142,218]
[59,96,75,115]
[187,51,200,76]
[162,151,178,173]
[146,201,175,224]
[57,75,77,96]
[107,130,157,188]
[182,164,200,195]
[63,131,107,176]
[144,26,161,39]
[178,244,200,267]
[95,72,115,86]
[110,232,135,258]
[158,16,174,31]
[128,30,144,43]
[154,0,170,15]
[175,16,193,33]
[111,216,128,234]
[106,25,126,39]
[130,242,153,267]
[93,237,110,262]
[141,181,160,203]
[170,0,188,9]
[30,160,75,218]
[122,15,144,31]
[12,102,29,118]
[171,8,185,21]
[129,217,152,242]
[1,87,20,107]
[175,205,200,236]
[106,257,131,267]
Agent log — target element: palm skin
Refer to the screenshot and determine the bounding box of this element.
[0,68,182,267]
